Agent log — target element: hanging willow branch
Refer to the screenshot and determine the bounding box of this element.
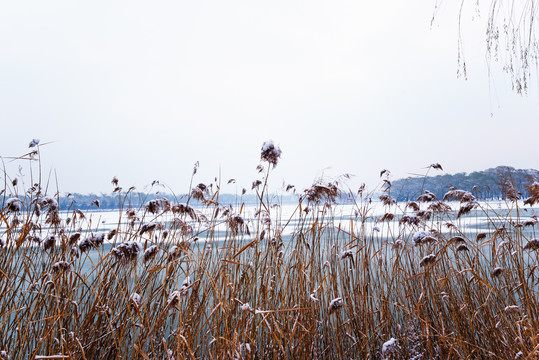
[434,0,539,94]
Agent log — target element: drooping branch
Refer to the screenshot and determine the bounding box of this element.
[436,0,539,94]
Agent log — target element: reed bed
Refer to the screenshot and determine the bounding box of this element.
[1,143,539,359]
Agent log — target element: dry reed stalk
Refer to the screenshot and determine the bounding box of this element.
[1,147,539,359]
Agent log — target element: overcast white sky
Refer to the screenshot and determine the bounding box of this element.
[0,1,538,195]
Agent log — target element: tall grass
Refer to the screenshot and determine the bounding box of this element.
[1,143,539,359]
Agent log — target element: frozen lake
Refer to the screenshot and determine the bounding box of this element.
[2,200,537,245]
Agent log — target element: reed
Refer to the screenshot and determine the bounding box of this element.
[0,142,538,359]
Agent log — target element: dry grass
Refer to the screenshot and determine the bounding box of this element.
[1,147,539,359]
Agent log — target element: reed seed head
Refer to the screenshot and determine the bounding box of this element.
[456,244,469,251]
[443,189,475,203]
[399,215,420,227]
[420,254,436,267]
[392,239,404,249]
[5,198,21,213]
[168,246,180,262]
[523,239,539,250]
[130,292,141,306]
[139,222,157,236]
[107,229,117,240]
[450,236,466,244]
[381,213,394,222]
[458,201,478,218]
[143,245,158,262]
[430,163,443,171]
[69,232,81,245]
[379,194,396,206]
[329,297,343,313]
[305,182,340,204]
[43,235,56,251]
[78,234,105,252]
[171,203,197,220]
[523,178,539,205]
[191,184,209,201]
[167,291,181,308]
[29,138,39,148]
[226,215,247,235]
[111,241,141,263]
[382,338,399,358]
[251,180,262,190]
[417,190,437,202]
[492,267,503,277]
[260,140,281,168]
[476,232,487,242]
[427,201,452,213]
[52,261,70,273]
[413,231,435,246]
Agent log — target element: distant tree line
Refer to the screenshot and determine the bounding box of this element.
[391,166,539,201]
[54,192,301,211]
[57,192,180,210]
